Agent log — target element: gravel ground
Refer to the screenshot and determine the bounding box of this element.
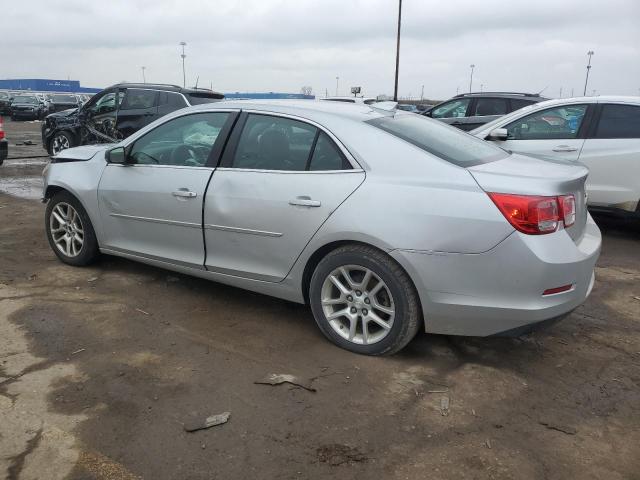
[1,119,639,480]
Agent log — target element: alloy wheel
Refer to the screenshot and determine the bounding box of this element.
[49,202,84,257]
[320,264,395,345]
[52,134,70,154]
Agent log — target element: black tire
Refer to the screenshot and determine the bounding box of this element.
[309,244,421,356]
[45,191,99,266]
[48,131,75,155]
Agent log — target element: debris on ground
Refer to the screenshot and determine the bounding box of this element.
[183,412,231,432]
[87,277,98,283]
[317,444,367,466]
[135,308,150,315]
[71,348,86,355]
[539,420,577,435]
[254,373,316,392]
[485,439,492,449]
[440,396,450,416]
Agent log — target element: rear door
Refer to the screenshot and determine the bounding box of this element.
[115,88,159,139]
[98,111,236,268]
[204,112,365,282]
[578,103,640,211]
[492,104,592,162]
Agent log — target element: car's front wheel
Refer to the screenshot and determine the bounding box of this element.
[49,131,75,155]
[309,244,421,355]
[45,191,99,266]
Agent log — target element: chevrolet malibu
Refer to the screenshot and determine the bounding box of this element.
[42,100,601,355]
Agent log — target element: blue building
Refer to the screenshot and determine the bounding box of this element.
[0,78,101,93]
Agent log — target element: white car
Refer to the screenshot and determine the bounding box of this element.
[472,96,640,217]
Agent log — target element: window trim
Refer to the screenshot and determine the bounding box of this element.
[220,110,361,172]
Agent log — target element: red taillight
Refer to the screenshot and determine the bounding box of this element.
[559,194,576,228]
[0,116,4,140]
[488,193,559,235]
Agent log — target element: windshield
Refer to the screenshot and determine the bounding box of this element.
[366,114,509,167]
[52,94,78,103]
[12,95,38,104]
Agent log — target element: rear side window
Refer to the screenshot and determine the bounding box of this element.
[594,104,640,139]
[120,89,158,110]
[510,99,536,111]
[366,114,508,167]
[473,98,508,116]
[309,132,351,171]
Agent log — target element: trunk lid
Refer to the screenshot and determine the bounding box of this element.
[468,152,589,242]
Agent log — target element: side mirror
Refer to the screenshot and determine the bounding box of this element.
[487,128,508,141]
[106,146,127,164]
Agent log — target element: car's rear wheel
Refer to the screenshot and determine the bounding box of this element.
[309,244,421,355]
[45,191,99,266]
[49,131,74,155]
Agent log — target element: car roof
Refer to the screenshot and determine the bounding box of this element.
[105,83,224,98]
[454,92,546,99]
[185,98,393,122]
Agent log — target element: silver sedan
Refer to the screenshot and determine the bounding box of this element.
[42,100,601,355]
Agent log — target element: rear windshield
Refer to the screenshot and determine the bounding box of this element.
[366,114,508,167]
[186,93,224,105]
[52,95,77,103]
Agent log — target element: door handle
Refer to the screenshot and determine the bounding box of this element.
[552,145,578,152]
[172,189,197,198]
[289,196,321,207]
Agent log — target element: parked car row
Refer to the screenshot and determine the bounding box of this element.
[0,90,90,121]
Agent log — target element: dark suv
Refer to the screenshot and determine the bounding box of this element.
[42,83,224,155]
[424,92,548,131]
[0,92,12,115]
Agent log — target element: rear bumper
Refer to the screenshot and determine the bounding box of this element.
[391,214,601,336]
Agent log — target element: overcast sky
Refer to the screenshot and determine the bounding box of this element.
[5,0,640,100]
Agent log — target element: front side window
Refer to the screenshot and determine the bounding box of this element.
[594,104,640,139]
[366,114,508,167]
[120,89,158,110]
[473,98,508,116]
[431,99,471,119]
[88,91,117,115]
[505,105,587,140]
[129,112,229,167]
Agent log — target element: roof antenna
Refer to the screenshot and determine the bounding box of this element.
[536,86,548,96]
[195,75,199,89]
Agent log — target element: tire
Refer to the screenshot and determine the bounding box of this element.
[45,191,99,266]
[309,244,421,356]
[49,131,75,155]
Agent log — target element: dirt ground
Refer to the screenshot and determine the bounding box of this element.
[1,118,639,480]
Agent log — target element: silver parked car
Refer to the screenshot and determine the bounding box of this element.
[42,100,601,355]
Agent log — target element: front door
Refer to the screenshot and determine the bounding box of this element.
[204,113,365,282]
[492,104,591,162]
[98,111,234,268]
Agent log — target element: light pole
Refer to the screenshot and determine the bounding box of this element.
[335,76,339,96]
[393,0,402,101]
[469,64,475,92]
[480,83,483,92]
[180,41,187,88]
[583,50,594,96]
[141,66,146,84]
[420,84,424,101]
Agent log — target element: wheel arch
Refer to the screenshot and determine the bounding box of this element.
[48,129,78,153]
[300,240,423,323]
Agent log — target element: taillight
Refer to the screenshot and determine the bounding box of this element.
[559,194,576,228]
[0,116,4,140]
[488,192,575,235]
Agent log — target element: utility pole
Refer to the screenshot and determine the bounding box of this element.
[571,88,574,97]
[393,0,402,101]
[141,66,146,84]
[583,50,594,96]
[480,83,483,92]
[456,86,459,95]
[469,64,475,92]
[420,84,424,101]
[180,41,187,88]
[559,86,562,98]
[335,76,339,96]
